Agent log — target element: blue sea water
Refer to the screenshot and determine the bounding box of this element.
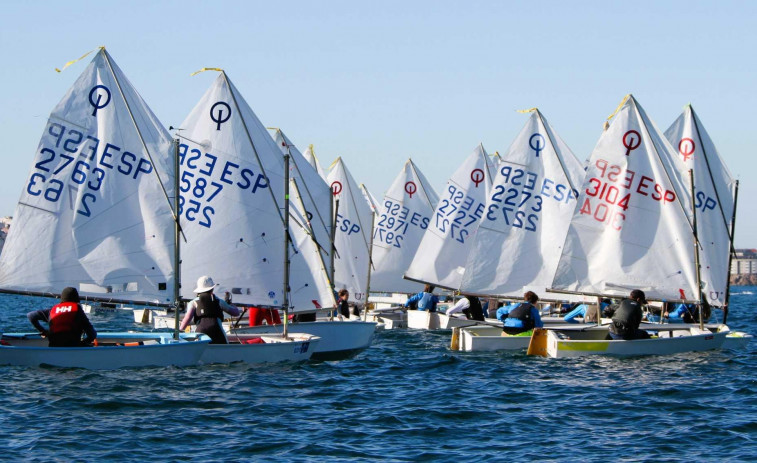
[0,290,755,462]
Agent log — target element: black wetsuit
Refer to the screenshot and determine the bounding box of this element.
[608,299,650,340]
[194,293,227,344]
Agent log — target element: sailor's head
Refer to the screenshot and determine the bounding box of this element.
[60,287,80,303]
[193,275,218,294]
[630,289,647,304]
[524,291,539,304]
[424,284,435,293]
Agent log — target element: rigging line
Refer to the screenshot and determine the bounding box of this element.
[291,178,335,299]
[221,71,286,226]
[535,109,579,195]
[278,130,331,252]
[291,176,332,272]
[689,106,734,241]
[630,97,695,235]
[101,50,179,230]
[478,143,494,187]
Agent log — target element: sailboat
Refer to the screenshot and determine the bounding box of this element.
[400,144,496,330]
[162,70,330,364]
[179,74,374,359]
[440,110,590,349]
[539,95,731,357]
[663,105,735,310]
[302,143,327,181]
[326,157,374,305]
[0,48,210,368]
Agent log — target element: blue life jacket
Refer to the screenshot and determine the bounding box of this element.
[418,292,437,312]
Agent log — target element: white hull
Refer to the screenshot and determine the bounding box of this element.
[199,333,320,364]
[152,313,182,329]
[0,332,210,369]
[132,308,169,324]
[546,327,728,358]
[453,324,609,352]
[406,310,479,330]
[722,331,752,349]
[228,321,376,359]
[365,307,407,329]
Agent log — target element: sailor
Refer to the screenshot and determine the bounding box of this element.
[405,284,439,312]
[607,289,651,340]
[336,289,350,319]
[180,275,241,344]
[497,291,543,336]
[446,294,485,321]
[27,287,97,347]
[563,299,611,323]
[664,296,711,324]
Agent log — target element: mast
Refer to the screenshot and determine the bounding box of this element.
[329,197,339,321]
[363,210,376,321]
[723,180,739,324]
[283,146,291,338]
[689,169,704,330]
[173,138,182,339]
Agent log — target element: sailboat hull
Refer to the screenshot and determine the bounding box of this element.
[546,327,728,358]
[228,321,376,360]
[406,310,479,330]
[199,333,320,364]
[454,325,609,352]
[0,332,210,369]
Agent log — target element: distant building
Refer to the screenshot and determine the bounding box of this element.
[732,248,757,274]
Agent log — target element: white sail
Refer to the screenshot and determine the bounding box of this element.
[460,111,585,297]
[0,48,176,304]
[270,129,333,278]
[288,178,336,309]
[552,95,699,301]
[490,151,503,169]
[326,157,373,303]
[177,72,290,306]
[369,159,439,293]
[664,105,735,306]
[302,144,327,181]
[404,144,494,290]
[360,183,380,214]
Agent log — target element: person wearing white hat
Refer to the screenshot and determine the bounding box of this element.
[180,275,241,344]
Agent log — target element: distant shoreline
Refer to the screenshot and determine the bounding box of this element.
[731,275,757,286]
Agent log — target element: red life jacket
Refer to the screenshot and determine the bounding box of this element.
[49,302,81,334]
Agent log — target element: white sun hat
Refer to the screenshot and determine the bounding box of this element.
[193,275,218,293]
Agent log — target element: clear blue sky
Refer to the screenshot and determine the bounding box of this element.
[1,0,754,247]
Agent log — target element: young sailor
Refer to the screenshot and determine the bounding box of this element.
[607,289,651,340]
[497,291,543,336]
[446,294,485,321]
[180,276,241,344]
[336,289,350,319]
[405,284,440,312]
[563,299,611,323]
[27,287,97,347]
